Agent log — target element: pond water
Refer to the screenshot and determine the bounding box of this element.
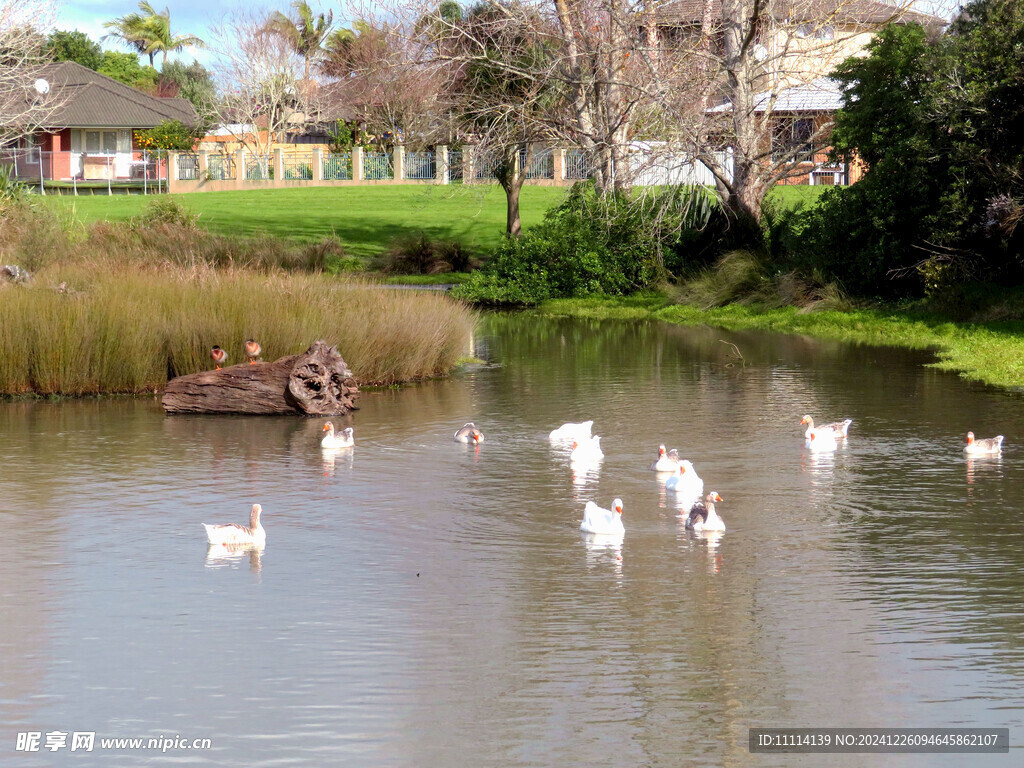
[1,314,1022,766]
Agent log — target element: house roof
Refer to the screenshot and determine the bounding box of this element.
[35,61,197,130]
[708,76,845,112]
[654,0,943,27]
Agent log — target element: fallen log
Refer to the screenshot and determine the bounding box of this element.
[162,341,359,416]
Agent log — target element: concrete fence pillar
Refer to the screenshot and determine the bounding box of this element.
[167,150,179,192]
[352,146,363,182]
[273,148,283,182]
[234,149,245,189]
[198,150,209,181]
[436,145,448,184]
[312,147,323,181]
[393,144,405,182]
[464,145,475,185]
[554,147,565,185]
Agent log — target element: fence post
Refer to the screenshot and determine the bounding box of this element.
[198,150,209,183]
[312,147,323,182]
[167,151,176,193]
[436,145,448,185]
[393,144,404,182]
[553,147,565,185]
[352,146,363,182]
[464,145,475,185]
[235,150,246,189]
[273,148,283,183]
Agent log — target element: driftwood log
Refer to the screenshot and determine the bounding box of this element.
[162,341,359,415]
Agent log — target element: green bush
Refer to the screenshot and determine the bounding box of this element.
[130,197,199,229]
[453,183,716,306]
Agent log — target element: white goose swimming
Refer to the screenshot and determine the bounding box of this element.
[801,415,853,439]
[665,459,704,498]
[651,445,680,472]
[580,498,625,536]
[570,435,604,461]
[321,422,354,449]
[203,504,266,547]
[964,431,1004,455]
[454,422,484,443]
[549,420,594,441]
[686,491,725,532]
[806,428,838,452]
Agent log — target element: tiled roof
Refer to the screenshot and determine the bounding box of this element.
[654,0,943,26]
[36,61,197,129]
[708,76,845,112]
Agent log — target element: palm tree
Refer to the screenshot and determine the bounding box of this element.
[265,1,334,81]
[145,5,205,65]
[104,2,204,67]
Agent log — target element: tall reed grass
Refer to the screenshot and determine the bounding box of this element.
[0,204,475,395]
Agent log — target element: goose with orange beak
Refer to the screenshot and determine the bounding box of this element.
[651,445,680,472]
[581,498,624,536]
[454,422,484,444]
[964,431,1003,456]
[665,459,703,498]
[322,422,354,449]
[686,492,725,532]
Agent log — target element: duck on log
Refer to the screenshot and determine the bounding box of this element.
[162,341,359,415]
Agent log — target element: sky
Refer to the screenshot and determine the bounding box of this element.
[52,0,959,71]
[50,0,328,68]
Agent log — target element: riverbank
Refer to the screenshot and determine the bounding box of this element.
[536,294,1024,390]
[0,203,475,396]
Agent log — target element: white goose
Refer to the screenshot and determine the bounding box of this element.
[665,459,704,498]
[801,415,853,439]
[806,428,838,452]
[686,491,725,532]
[651,445,681,472]
[549,420,594,441]
[570,435,604,461]
[964,431,1004,456]
[580,498,625,536]
[454,422,484,443]
[321,422,354,449]
[203,504,266,547]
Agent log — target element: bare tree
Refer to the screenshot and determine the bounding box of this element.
[0,0,58,145]
[209,11,308,166]
[655,0,943,223]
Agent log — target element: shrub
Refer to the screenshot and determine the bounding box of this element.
[378,233,478,275]
[130,197,199,229]
[453,183,719,306]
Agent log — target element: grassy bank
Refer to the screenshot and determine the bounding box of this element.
[0,204,475,395]
[44,186,569,258]
[537,295,1024,390]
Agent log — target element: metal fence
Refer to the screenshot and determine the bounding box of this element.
[404,151,436,180]
[207,154,235,181]
[245,155,272,180]
[282,153,314,180]
[564,149,591,180]
[363,152,393,180]
[176,154,199,181]
[322,152,352,180]
[521,148,554,180]
[0,149,168,194]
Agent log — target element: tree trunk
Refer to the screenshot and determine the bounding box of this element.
[162,341,359,415]
[498,145,526,236]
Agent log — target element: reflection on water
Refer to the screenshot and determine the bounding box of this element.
[2,314,1024,766]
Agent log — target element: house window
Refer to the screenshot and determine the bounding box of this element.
[772,117,815,162]
[83,130,123,154]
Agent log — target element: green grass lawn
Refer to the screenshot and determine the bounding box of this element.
[47,186,569,258]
